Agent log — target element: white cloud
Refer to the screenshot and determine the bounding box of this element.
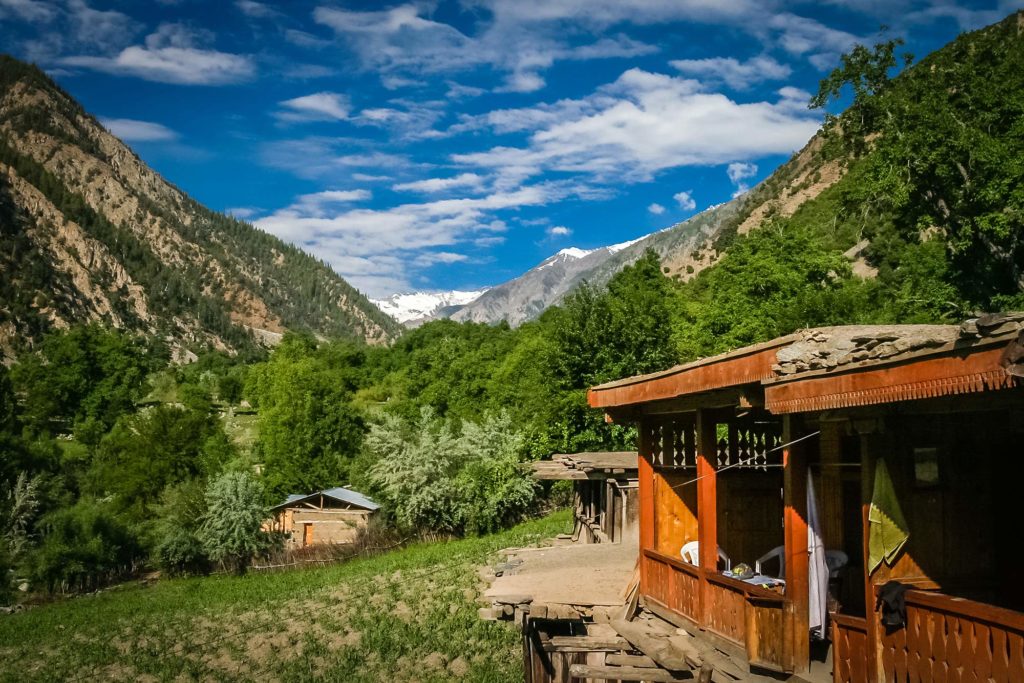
[255,183,571,295]
[67,0,141,51]
[727,161,758,196]
[100,117,178,142]
[453,68,820,185]
[260,137,413,179]
[767,13,861,70]
[276,92,350,122]
[392,173,484,193]
[727,161,757,184]
[0,0,56,22]
[61,23,254,85]
[312,3,656,92]
[226,207,259,219]
[235,0,277,18]
[548,225,572,236]
[670,55,791,89]
[352,173,391,182]
[673,191,696,211]
[647,202,666,215]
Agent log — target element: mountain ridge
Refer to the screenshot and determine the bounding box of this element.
[0,55,400,356]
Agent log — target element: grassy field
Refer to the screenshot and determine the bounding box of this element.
[0,510,572,682]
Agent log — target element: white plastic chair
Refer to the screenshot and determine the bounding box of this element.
[680,541,731,570]
[755,546,849,579]
[825,550,848,578]
[755,545,785,578]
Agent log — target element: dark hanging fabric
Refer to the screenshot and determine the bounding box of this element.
[876,580,910,630]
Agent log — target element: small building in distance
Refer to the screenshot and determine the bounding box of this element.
[268,487,380,549]
[532,452,638,544]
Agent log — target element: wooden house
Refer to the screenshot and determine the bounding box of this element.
[532,452,639,544]
[268,487,379,550]
[579,316,1024,681]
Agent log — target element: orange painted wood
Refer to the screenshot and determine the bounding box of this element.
[782,415,810,674]
[696,409,718,630]
[832,614,869,683]
[642,549,700,622]
[764,344,1014,414]
[588,338,793,408]
[875,591,1024,683]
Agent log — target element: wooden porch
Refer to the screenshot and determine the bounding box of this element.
[587,318,1024,682]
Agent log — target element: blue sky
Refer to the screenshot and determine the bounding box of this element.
[1,0,1020,297]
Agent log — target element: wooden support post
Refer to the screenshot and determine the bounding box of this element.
[858,426,882,683]
[638,420,656,597]
[782,414,810,673]
[695,409,718,630]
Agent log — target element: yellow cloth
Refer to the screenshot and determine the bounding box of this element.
[868,458,909,574]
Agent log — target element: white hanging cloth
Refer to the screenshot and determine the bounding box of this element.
[807,468,829,638]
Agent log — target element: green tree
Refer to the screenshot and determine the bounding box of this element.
[199,471,270,574]
[29,498,141,593]
[89,405,232,517]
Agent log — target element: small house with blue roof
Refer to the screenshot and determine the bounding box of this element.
[269,487,380,549]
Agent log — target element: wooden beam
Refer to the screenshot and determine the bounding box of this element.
[568,664,691,682]
[696,408,718,630]
[782,414,810,674]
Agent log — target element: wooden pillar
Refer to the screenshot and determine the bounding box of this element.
[818,421,844,550]
[858,425,883,683]
[696,409,718,629]
[783,414,810,673]
[638,421,656,597]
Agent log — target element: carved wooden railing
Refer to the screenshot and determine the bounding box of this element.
[880,590,1024,682]
[642,549,700,623]
[641,549,788,671]
[832,613,869,683]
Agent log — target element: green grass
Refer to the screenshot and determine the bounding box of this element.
[0,510,572,682]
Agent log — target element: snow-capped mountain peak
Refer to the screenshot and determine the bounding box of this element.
[372,290,487,325]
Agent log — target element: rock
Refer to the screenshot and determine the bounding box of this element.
[776,346,805,363]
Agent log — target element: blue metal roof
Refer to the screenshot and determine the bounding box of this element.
[272,486,380,511]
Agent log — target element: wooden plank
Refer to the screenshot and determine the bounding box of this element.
[546,635,631,652]
[607,654,658,667]
[568,664,691,682]
[611,619,699,670]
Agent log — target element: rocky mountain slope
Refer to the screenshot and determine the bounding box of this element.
[0,56,399,357]
[372,290,486,326]
[450,129,843,326]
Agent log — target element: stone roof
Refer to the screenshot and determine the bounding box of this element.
[772,313,1024,377]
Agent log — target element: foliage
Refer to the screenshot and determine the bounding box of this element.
[813,13,1024,309]
[151,480,210,576]
[29,498,142,593]
[198,471,272,574]
[245,335,367,501]
[88,405,232,518]
[9,326,159,436]
[363,409,536,535]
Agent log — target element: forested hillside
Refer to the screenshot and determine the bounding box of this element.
[448,11,1024,327]
[0,56,400,357]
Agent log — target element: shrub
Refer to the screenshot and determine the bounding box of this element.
[29,499,142,593]
[199,471,273,574]
[365,409,537,535]
[151,480,210,576]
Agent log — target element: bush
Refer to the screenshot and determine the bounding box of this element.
[29,499,142,593]
[364,409,537,535]
[199,471,273,574]
[151,480,210,576]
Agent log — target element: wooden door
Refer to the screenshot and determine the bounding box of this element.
[303,523,314,547]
